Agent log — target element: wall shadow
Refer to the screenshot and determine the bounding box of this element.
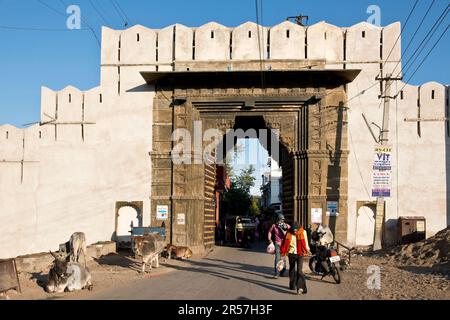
[326,101,345,240]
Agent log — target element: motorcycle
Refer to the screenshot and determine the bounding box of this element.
[309,230,342,284]
[236,227,253,248]
[237,217,257,248]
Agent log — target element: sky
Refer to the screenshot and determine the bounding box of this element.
[0,0,449,193]
[231,138,269,196]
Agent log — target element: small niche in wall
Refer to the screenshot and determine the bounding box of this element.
[286,29,290,38]
[5,131,9,139]
[324,32,327,40]
[400,91,404,100]
[137,33,140,42]
[69,94,72,103]
[248,30,252,38]
[211,31,214,39]
[362,31,366,38]
[431,90,435,100]
[39,131,42,139]
[100,94,103,103]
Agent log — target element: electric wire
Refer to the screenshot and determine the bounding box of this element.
[390,0,436,76]
[380,0,420,74]
[255,0,265,90]
[397,4,449,79]
[114,0,132,23]
[36,0,100,47]
[394,23,449,98]
[88,0,111,26]
[110,0,130,27]
[0,25,90,31]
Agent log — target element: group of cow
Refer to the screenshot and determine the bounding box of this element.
[46,232,91,293]
[46,232,193,294]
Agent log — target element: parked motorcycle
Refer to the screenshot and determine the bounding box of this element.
[223,216,256,248]
[309,229,342,284]
[235,217,255,248]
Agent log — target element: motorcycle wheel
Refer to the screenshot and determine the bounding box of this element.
[309,257,325,275]
[331,263,341,284]
[308,257,317,273]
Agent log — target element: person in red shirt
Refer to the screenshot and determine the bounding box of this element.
[281,221,310,295]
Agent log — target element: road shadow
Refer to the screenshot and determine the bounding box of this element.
[30,272,48,290]
[304,274,340,284]
[165,261,294,295]
[204,257,274,276]
[93,252,141,272]
[198,258,274,278]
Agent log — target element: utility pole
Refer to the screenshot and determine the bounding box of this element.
[373,73,402,251]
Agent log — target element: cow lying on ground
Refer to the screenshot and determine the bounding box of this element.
[133,233,165,273]
[46,252,93,293]
[165,244,193,260]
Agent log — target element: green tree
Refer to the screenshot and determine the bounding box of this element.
[249,197,261,216]
[235,165,256,192]
[221,165,257,216]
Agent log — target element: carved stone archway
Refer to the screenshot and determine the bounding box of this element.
[146,69,357,254]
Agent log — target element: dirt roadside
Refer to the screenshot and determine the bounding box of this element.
[2,247,449,300]
[4,251,176,300]
[337,254,449,300]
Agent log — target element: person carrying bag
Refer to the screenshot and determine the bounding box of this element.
[267,214,290,278]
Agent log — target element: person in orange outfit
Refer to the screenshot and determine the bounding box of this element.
[280,221,310,295]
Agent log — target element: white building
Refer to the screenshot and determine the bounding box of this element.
[261,157,283,208]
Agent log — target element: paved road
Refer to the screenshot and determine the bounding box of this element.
[85,243,341,300]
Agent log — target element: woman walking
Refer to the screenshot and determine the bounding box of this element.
[281,221,310,295]
[268,214,290,278]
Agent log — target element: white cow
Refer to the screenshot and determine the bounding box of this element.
[46,252,93,293]
[70,232,87,265]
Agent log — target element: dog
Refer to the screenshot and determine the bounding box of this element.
[165,244,193,260]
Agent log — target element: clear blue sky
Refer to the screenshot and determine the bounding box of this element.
[232,138,269,196]
[0,0,449,127]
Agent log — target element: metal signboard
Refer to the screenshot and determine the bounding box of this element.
[326,201,339,217]
[177,213,186,225]
[0,259,21,294]
[372,146,392,197]
[311,208,323,224]
[156,205,169,221]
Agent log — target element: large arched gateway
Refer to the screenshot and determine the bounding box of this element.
[145,65,359,253]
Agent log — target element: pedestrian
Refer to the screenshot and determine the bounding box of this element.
[280,221,310,295]
[268,214,290,278]
[262,217,269,241]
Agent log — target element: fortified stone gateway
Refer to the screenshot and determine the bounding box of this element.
[0,21,448,259]
[148,66,356,250]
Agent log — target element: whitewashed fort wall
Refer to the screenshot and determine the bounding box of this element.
[0,20,448,258]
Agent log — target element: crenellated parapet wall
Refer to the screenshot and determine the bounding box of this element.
[99,21,402,96]
[100,21,400,67]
